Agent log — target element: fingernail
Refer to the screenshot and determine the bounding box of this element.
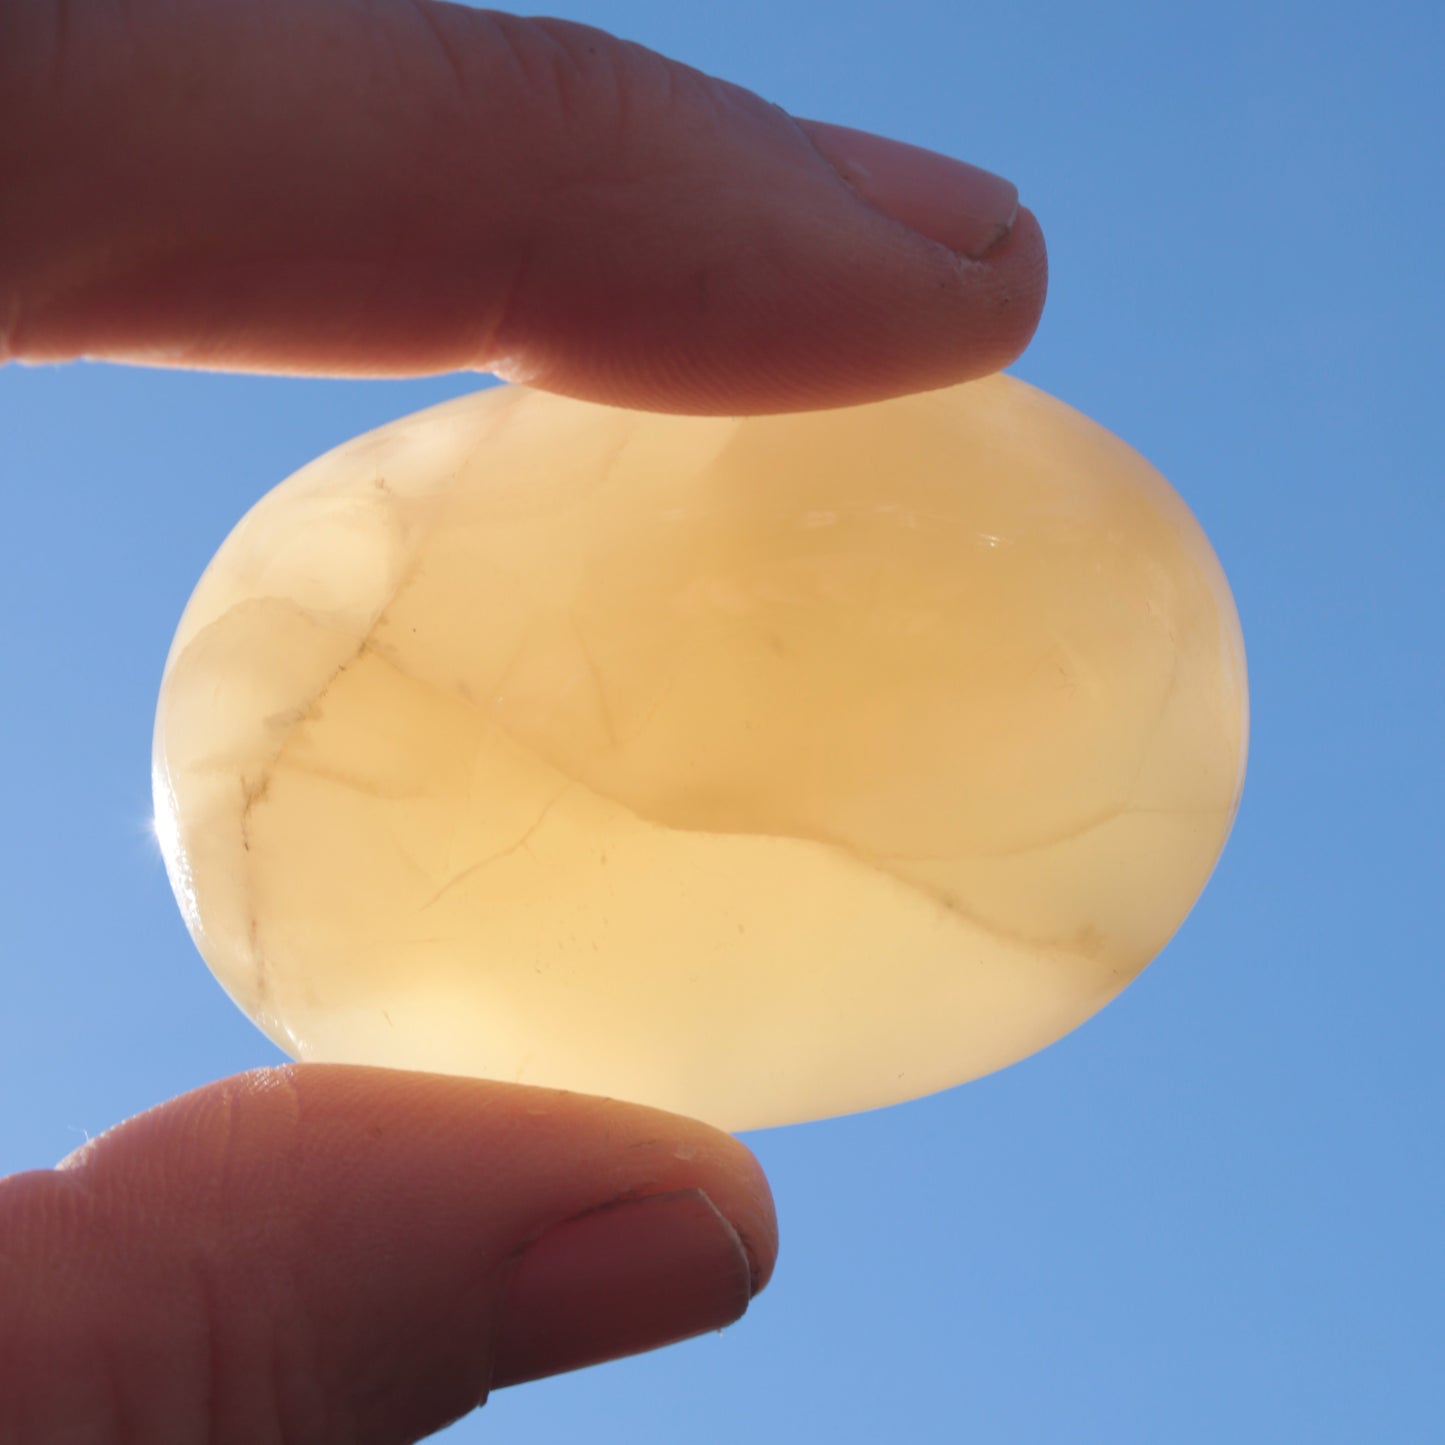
[796,118,1019,260]
[491,1189,758,1389]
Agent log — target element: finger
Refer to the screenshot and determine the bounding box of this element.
[0,0,1046,412]
[0,1066,777,1444]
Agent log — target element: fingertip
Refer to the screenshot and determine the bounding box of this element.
[497,170,1048,414]
[794,117,1020,262]
[490,1187,757,1390]
[966,201,1050,371]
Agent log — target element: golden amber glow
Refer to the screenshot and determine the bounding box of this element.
[154,376,1247,1130]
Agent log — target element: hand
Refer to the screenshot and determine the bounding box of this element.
[0,2,1046,1440]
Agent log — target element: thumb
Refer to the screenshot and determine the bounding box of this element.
[1,0,1046,411]
[0,1066,777,1444]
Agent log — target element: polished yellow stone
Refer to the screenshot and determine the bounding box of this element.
[153,376,1247,1130]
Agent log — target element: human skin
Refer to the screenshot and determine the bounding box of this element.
[0,1,1047,1440]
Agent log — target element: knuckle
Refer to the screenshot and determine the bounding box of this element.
[480,13,696,162]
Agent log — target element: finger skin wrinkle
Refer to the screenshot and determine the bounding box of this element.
[193,1249,295,1445]
[399,0,469,101]
[0,1169,177,1444]
[0,2,46,359]
[485,12,622,120]
[48,0,70,87]
[0,1118,332,1444]
[0,290,21,367]
[475,11,676,168]
[478,228,543,377]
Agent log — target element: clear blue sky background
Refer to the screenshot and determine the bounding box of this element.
[3,1,1442,1440]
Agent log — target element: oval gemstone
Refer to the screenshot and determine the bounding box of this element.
[154,376,1247,1130]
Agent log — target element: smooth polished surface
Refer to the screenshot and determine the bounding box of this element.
[154,377,1247,1130]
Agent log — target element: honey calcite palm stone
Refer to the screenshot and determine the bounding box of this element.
[154,376,1247,1131]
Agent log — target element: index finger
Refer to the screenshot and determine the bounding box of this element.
[0,0,1046,412]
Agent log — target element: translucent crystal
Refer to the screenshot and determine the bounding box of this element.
[153,376,1247,1130]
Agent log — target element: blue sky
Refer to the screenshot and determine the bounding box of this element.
[3,1,1442,1440]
